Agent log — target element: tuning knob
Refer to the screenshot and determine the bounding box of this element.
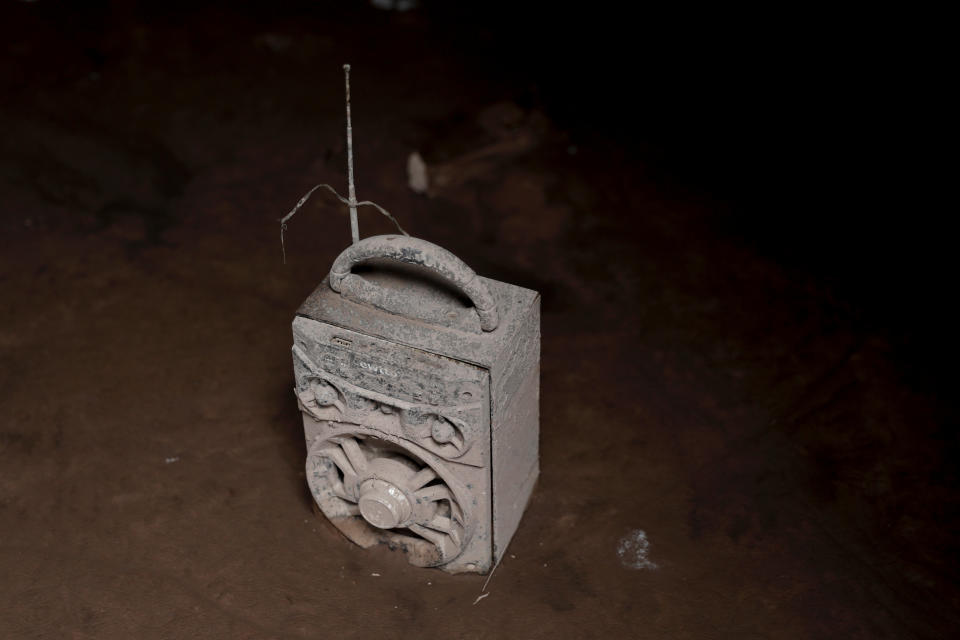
[311,380,338,406]
[430,418,455,444]
[357,478,412,529]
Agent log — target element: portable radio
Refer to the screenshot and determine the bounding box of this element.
[291,235,540,573]
[284,66,540,573]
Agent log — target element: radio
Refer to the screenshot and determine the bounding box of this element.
[286,67,540,574]
[292,236,539,573]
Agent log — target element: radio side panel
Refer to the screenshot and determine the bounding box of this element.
[489,295,541,563]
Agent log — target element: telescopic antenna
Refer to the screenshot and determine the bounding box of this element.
[344,64,359,244]
[278,65,409,263]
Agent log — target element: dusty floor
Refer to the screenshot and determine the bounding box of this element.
[1,3,957,639]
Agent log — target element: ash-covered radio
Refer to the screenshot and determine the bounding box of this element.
[284,65,539,573]
[292,235,540,573]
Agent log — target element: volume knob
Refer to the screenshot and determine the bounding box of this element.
[357,478,412,529]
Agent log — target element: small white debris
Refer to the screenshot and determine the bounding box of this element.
[371,0,419,12]
[617,529,659,570]
[371,573,380,577]
[164,456,180,464]
[407,151,429,194]
[472,592,490,605]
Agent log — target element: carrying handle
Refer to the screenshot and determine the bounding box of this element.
[328,235,499,332]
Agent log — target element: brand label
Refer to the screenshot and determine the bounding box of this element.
[357,360,396,378]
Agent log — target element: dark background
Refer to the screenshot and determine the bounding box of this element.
[1,1,955,638]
